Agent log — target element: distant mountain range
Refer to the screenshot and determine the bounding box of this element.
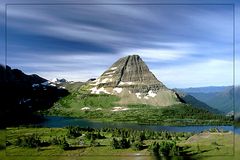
[177,86,233,93]
[177,86,240,115]
[174,90,222,114]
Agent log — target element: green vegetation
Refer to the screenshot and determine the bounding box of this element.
[15,134,47,148]
[57,93,120,109]
[148,140,183,157]
[188,87,236,114]
[38,84,232,126]
[111,138,130,149]
[0,130,5,150]
[41,83,232,125]
[2,126,236,160]
[131,140,143,150]
[44,91,232,125]
[44,91,120,117]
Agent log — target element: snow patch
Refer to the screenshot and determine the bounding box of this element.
[91,78,112,85]
[101,78,109,83]
[100,78,113,83]
[119,81,134,85]
[94,78,101,85]
[50,83,56,87]
[128,91,132,94]
[19,98,31,104]
[24,99,31,103]
[51,78,67,83]
[108,74,113,77]
[59,86,65,89]
[81,107,90,110]
[90,87,98,93]
[105,70,116,75]
[112,107,129,112]
[41,81,50,86]
[49,78,67,84]
[96,108,102,111]
[50,78,58,83]
[135,93,141,99]
[90,87,110,94]
[110,67,117,70]
[32,84,39,87]
[144,96,149,99]
[148,90,157,97]
[113,87,123,93]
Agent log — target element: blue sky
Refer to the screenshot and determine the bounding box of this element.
[0,0,239,88]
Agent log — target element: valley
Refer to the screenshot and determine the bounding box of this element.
[177,86,240,115]
[0,55,236,159]
[44,91,231,126]
[41,55,232,126]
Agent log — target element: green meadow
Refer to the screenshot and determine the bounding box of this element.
[0,127,238,160]
[43,87,232,126]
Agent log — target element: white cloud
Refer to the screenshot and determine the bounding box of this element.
[43,24,130,45]
[123,49,187,61]
[4,3,237,88]
[120,42,196,62]
[152,59,235,88]
[8,52,123,81]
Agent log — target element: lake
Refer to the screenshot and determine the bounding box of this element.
[39,116,239,133]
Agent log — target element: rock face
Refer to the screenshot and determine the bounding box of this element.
[88,55,182,106]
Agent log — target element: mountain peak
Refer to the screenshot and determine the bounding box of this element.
[50,78,67,83]
[126,54,140,58]
[105,54,162,87]
[88,55,182,106]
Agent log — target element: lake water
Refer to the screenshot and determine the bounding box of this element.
[38,116,239,134]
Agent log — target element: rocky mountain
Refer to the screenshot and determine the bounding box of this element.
[50,78,67,84]
[37,78,69,89]
[0,65,69,127]
[88,55,182,106]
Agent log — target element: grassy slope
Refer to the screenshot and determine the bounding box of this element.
[1,128,239,160]
[43,84,231,125]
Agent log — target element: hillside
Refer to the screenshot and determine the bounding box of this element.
[174,90,222,114]
[178,86,237,114]
[0,65,69,127]
[46,55,231,125]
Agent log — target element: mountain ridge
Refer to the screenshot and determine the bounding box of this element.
[0,65,69,127]
[174,89,222,114]
[177,86,238,114]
